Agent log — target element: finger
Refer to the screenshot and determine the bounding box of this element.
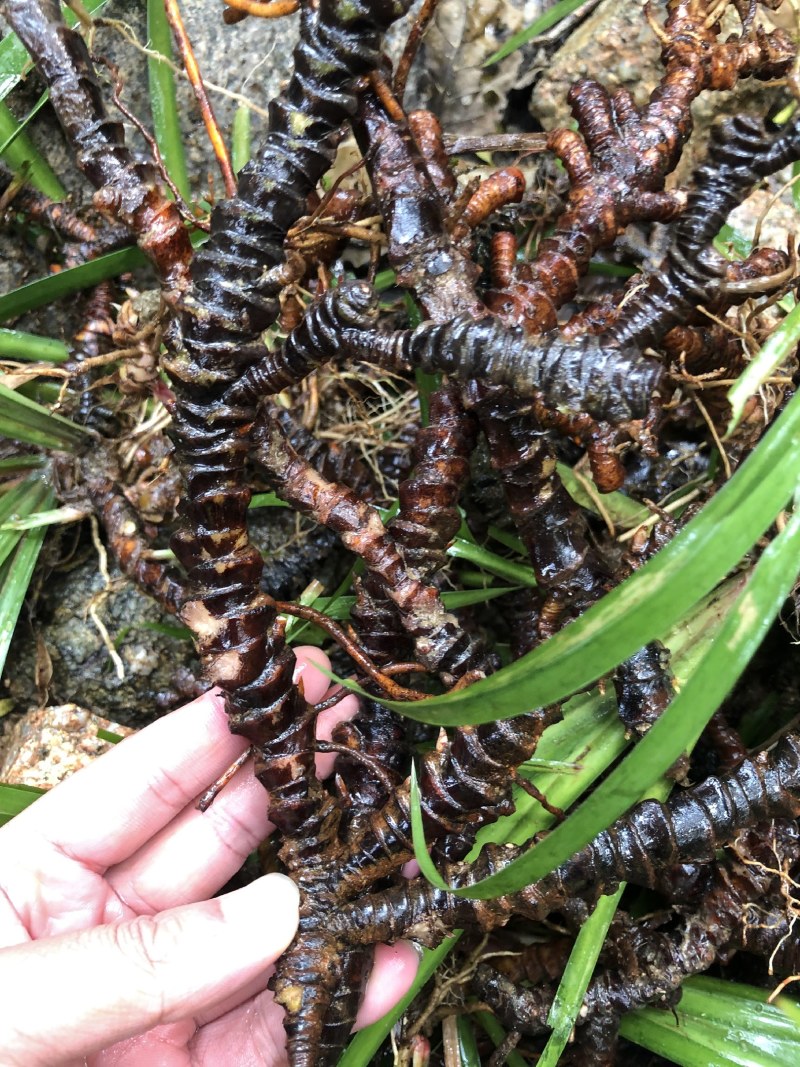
[104,765,272,920]
[354,941,420,1029]
[103,649,348,916]
[293,645,333,706]
[0,689,247,870]
[314,689,361,780]
[0,874,298,1067]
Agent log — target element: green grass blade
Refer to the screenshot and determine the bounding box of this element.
[621,976,800,1066]
[0,487,54,675]
[456,1015,482,1067]
[231,105,252,175]
[484,0,589,66]
[0,476,51,568]
[453,498,800,899]
[0,504,86,531]
[337,933,462,1067]
[410,761,449,889]
[727,301,800,433]
[472,1012,528,1067]
[0,380,88,450]
[376,384,800,726]
[147,0,191,202]
[0,456,44,474]
[0,328,68,363]
[538,885,626,1067]
[556,461,653,527]
[0,782,45,827]
[447,536,537,586]
[0,24,33,101]
[0,244,145,322]
[0,98,65,199]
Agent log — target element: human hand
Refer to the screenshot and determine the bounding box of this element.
[0,647,418,1066]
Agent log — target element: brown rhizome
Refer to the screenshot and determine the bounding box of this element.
[1,0,800,1064]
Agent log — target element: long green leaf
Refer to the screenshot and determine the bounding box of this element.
[0,328,68,363]
[147,0,191,201]
[472,1012,528,1067]
[337,933,462,1067]
[0,244,145,322]
[0,380,88,450]
[0,782,45,827]
[538,885,626,1067]
[231,105,252,174]
[727,301,800,432]
[0,488,54,674]
[0,97,64,199]
[484,0,590,66]
[453,497,800,899]
[621,976,800,1066]
[377,384,800,726]
[410,761,449,889]
[0,227,206,321]
[0,476,51,569]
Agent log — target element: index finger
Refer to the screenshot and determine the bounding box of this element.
[2,688,247,869]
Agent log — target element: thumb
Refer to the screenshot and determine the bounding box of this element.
[0,873,299,1067]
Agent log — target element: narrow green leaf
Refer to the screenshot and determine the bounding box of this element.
[0,491,54,675]
[727,302,800,433]
[0,380,89,450]
[0,23,33,102]
[484,0,589,66]
[621,975,800,1066]
[337,933,462,1067]
[0,781,46,827]
[0,245,145,322]
[96,728,124,744]
[714,222,752,260]
[0,504,86,531]
[447,537,537,587]
[453,499,800,899]
[0,455,44,473]
[373,268,396,292]
[456,1015,482,1067]
[793,161,800,213]
[472,1012,528,1067]
[410,761,449,890]
[0,98,65,199]
[539,885,626,1067]
[556,461,651,526]
[377,384,800,726]
[231,105,252,175]
[147,0,191,202]
[586,260,637,278]
[249,492,290,509]
[0,328,68,363]
[0,477,51,569]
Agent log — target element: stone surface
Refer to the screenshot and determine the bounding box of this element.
[0,703,134,788]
